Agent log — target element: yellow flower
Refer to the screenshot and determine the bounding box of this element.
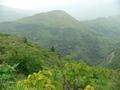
[24,80,29,85]
[84,85,95,90]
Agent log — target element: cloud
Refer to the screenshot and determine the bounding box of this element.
[0,0,118,9]
[0,0,119,20]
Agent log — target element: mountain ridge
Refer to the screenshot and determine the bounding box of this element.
[17,10,83,29]
[0,10,120,66]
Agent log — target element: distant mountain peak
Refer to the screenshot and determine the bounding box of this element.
[18,10,81,28]
[30,10,71,18]
[47,10,68,14]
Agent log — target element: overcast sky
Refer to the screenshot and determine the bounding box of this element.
[0,0,120,20]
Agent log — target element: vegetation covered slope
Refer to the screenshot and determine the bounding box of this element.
[106,48,120,70]
[84,15,120,45]
[0,10,115,65]
[0,33,120,90]
[83,15,120,65]
[0,33,72,75]
[0,33,73,89]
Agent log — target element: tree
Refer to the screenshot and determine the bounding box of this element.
[51,46,55,52]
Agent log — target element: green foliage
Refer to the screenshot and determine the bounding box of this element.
[0,64,16,90]
[17,70,57,90]
[0,34,119,90]
[0,34,71,75]
[16,63,119,90]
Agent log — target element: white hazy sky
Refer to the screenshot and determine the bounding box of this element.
[0,0,120,20]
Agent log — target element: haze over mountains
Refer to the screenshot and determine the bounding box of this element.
[0,1,120,22]
[0,5,37,22]
[0,9,120,67]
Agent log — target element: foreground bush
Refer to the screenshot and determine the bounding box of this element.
[0,64,16,90]
[16,63,114,90]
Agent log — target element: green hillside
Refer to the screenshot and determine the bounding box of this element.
[0,10,120,66]
[0,33,63,89]
[0,34,120,90]
[83,15,120,66]
[0,10,115,65]
[0,33,74,75]
[18,10,81,28]
[106,48,120,70]
[84,15,120,43]
[0,2,120,90]
[0,33,74,89]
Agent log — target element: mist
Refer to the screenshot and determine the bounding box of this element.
[0,0,120,20]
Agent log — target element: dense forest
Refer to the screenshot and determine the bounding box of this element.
[0,9,120,90]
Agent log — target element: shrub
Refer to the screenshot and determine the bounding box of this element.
[0,64,16,90]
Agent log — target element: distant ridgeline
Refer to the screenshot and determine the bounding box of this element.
[0,5,36,22]
[0,10,120,66]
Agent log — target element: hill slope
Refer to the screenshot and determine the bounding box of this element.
[0,10,109,65]
[18,10,81,28]
[83,15,120,66]
[0,34,120,90]
[106,48,120,70]
[0,10,120,65]
[0,33,73,75]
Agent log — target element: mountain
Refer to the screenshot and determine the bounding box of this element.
[83,15,120,65]
[0,10,107,65]
[18,10,81,28]
[0,10,120,90]
[83,15,120,43]
[0,5,35,22]
[0,10,120,65]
